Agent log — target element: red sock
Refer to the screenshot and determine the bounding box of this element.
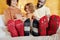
[7,20,18,37]
[15,20,24,36]
[39,16,48,36]
[48,15,60,35]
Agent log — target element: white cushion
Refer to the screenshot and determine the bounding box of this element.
[0,15,5,28]
[0,28,6,38]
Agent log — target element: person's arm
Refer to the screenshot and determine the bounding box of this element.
[46,8,50,17]
[16,9,27,21]
[45,7,51,21]
[33,10,40,20]
[3,9,11,25]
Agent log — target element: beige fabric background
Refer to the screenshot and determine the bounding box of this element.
[0,0,60,15]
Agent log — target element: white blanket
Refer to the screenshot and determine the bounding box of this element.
[0,15,60,40]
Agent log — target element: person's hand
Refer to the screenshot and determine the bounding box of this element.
[32,16,36,19]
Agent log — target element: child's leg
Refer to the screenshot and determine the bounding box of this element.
[32,19,39,36]
[7,20,18,37]
[15,20,24,36]
[24,19,30,36]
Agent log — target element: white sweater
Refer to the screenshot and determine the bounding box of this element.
[34,6,50,20]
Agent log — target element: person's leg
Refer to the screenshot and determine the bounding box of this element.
[47,15,60,35]
[32,19,39,36]
[39,16,48,36]
[15,20,24,36]
[24,18,30,36]
[7,20,18,37]
[39,27,47,36]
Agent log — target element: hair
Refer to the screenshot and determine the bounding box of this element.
[24,3,35,13]
[37,0,46,8]
[6,0,18,6]
[38,0,46,2]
